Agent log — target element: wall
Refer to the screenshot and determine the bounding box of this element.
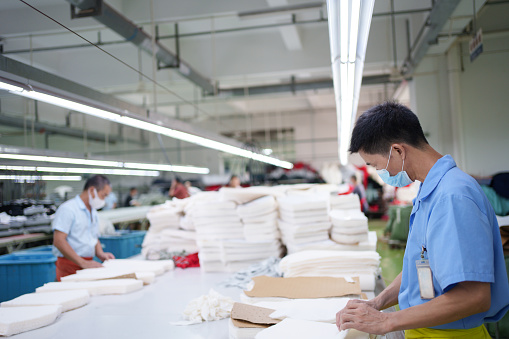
[411,31,509,176]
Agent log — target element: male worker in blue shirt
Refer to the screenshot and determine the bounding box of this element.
[336,102,509,338]
[52,175,115,281]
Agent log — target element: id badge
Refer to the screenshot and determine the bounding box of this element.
[416,259,435,299]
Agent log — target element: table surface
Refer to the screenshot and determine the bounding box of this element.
[8,267,395,339]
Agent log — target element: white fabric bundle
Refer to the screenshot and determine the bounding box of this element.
[285,232,377,253]
[1,290,89,312]
[103,259,173,275]
[279,250,380,291]
[330,210,369,245]
[330,194,361,210]
[146,203,181,232]
[61,267,155,285]
[171,289,235,326]
[0,305,62,336]
[255,318,348,339]
[237,196,280,243]
[142,228,198,257]
[36,279,143,296]
[276,195,332,253]
[253,297,351,323]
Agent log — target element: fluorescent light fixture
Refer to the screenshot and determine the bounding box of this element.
[124,162,210,175]
[263,149,273,155]
[326,0,374,165]
[0,80,293,170]
[0,153,122,167]
[0,153,208,174]
[0,175,81,181]
[36,167,160,177]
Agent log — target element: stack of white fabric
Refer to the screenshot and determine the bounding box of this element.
[329,209,369,245]
[329,193,361,210]
[143,201,198,257]
[237,196,279,242]
[279,250,380,291]
[277,195,331,254]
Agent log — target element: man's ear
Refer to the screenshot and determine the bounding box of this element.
[392,144,406,160]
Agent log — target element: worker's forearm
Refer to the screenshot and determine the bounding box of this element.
[386,281,491,332]
[54,233,87,267]
[373,272,402,310]
[95,241,104,256]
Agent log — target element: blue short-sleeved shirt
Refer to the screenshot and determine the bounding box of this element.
[399,155,509,329]
[52,195,99,258]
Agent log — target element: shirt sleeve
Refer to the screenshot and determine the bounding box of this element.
[51,203,75,234]
[426,194,494,292]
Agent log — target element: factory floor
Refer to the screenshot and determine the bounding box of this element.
[368,218,405,286]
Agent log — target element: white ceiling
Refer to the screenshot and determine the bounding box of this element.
[0,0,492,136]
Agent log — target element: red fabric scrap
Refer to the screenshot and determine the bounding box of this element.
[173,252,200,268]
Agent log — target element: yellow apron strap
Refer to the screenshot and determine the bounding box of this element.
[405,324,491,339]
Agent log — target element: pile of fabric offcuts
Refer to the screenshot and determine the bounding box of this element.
[279,250,381,291]
[142,201,198,259]
[277,194,332,254]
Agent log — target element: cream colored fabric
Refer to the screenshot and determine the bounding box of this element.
[103,259,173,275]
[62,268,156,285]
[254,298,351,323]
[0,305,62,336]
[255,318,348,339]
[36,279,143,296]
[1,290,89,312]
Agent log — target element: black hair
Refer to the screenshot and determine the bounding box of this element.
[349,101,428,156]
[174,176,183,184]
[83,175,110,191]
[129,187,137,192]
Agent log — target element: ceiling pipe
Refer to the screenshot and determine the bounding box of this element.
[65,0,215,95]
[401,0,462,76]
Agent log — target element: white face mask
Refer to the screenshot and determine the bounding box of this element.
[88,188,106,210]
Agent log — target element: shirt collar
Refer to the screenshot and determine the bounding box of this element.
[75,194,89,212]
[417,155,457,201]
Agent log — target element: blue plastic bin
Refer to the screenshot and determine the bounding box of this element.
[21,245,54,253]
[99,231,146,259]
[0,252,56,302]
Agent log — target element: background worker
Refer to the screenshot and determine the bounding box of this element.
[52,175,115,281]
[337,102,509,338]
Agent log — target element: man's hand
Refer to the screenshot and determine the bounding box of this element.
[97,252,115,262]
[80,259,103,269]
[336,299,391,335]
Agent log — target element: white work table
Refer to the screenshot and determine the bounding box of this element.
[12,268,241,339]
[11,267,390,339]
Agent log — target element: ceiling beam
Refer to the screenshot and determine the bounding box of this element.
[66,0,215,95]
[401,0,462,76]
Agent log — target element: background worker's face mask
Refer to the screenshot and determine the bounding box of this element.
[377,148,413,187]
[88,188,106,210]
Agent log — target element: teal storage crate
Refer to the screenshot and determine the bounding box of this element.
[99,231,146,259]
[0,252,56,302]
[21,245,54,253]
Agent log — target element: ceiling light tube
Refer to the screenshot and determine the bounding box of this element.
[0,153,123,167]
[0,175,82,181]
[0,80,293,169]
[36,167,161,177]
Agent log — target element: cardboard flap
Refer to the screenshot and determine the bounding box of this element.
[231,318,270,329]
[244,275,361,299]
[231,302,280,327]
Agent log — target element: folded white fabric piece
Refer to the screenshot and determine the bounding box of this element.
[330,194,361,210]
[103,259,174,275]
[241,211,278,224]
[1,290,89,312]
[255,318,348,339]
[254,298,351,323]
[171,289,235,325]
[229,317,266,339]
[331,233,369,244]
[0,305,62,336]
[277,195,328,212]
[62,268,156,285]
[237,196,277,216]
[36,279,143,295]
